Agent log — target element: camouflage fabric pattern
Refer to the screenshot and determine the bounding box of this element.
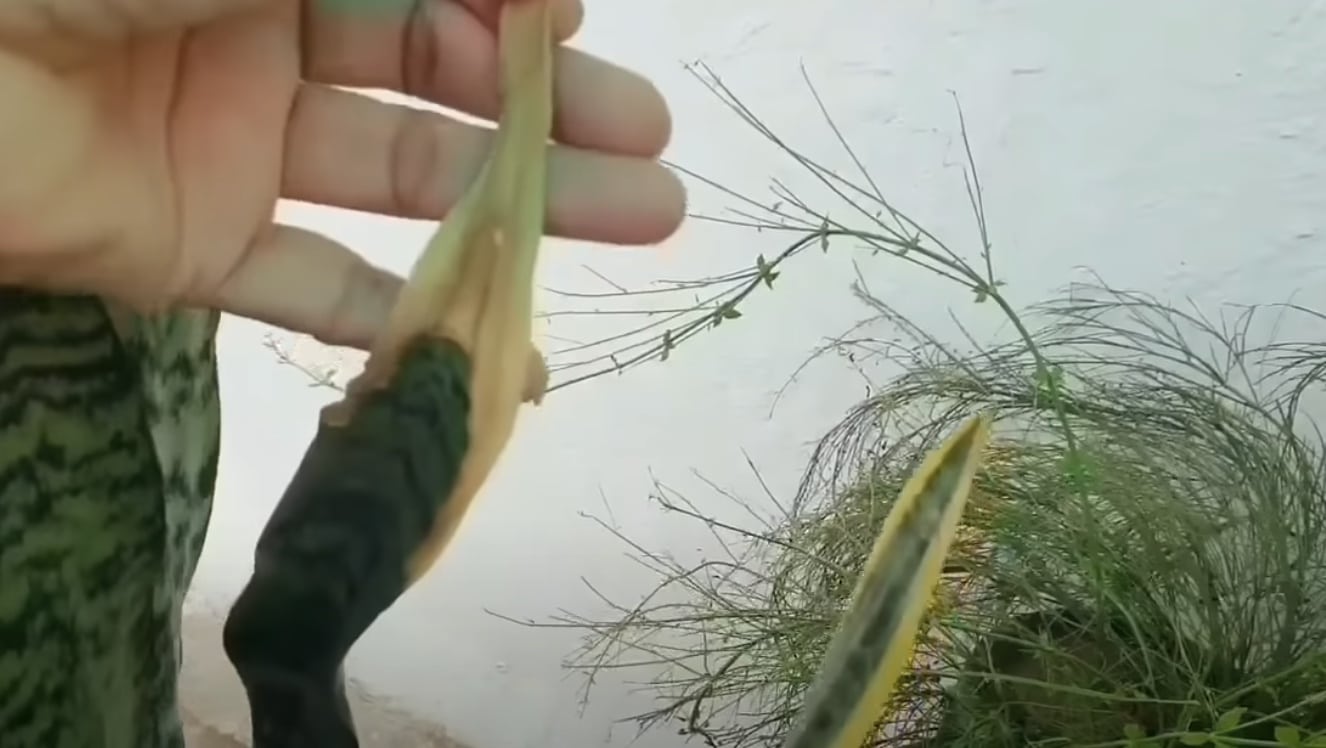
[0,289,221,748]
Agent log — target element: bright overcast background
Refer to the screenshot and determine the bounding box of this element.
[182,1,1326,746]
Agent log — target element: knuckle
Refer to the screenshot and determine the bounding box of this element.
[400,0,440,100]
[388,108,448,219]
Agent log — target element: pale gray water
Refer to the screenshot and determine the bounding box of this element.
[185,1,1326,746]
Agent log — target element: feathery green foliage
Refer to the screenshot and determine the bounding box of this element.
[537,67,1326,748]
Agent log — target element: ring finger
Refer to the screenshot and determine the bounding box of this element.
[280,84,686,245]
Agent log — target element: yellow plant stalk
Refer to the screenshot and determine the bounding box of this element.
[326,0,554,585]
[782,413,992,748]
[222,9,557,743]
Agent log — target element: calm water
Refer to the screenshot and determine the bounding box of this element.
[187,1,1326,746]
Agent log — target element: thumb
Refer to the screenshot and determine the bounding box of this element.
[0,0,270,66]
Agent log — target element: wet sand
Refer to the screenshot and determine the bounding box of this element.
[180,608,468,748]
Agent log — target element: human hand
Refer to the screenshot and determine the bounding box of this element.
[0,0,684,349]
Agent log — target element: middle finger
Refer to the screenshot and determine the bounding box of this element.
[302,0,671,157]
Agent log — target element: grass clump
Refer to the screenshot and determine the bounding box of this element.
[536,66,1326,747]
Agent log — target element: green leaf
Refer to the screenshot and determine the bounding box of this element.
[972,287,989,303]
[710,303,742,328]
[1060,452,1098,492]
[1123,723,1146,740]
[782,415,991,748]
[1037,363,1064,390]
[897,234,917,256]
[1276,725,1302,746]
[755,254,779,289]
[1178,733,1210,746]
[1033,363,1066,406]
[1215,707,1247,733]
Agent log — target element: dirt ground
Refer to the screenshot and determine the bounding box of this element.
[179,609,468,748]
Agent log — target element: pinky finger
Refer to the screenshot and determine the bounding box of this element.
[208,224,403,351]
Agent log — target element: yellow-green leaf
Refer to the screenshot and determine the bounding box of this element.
[1277,725,1302,746]
[1215,707,1247,733]
[781,414,992,748]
